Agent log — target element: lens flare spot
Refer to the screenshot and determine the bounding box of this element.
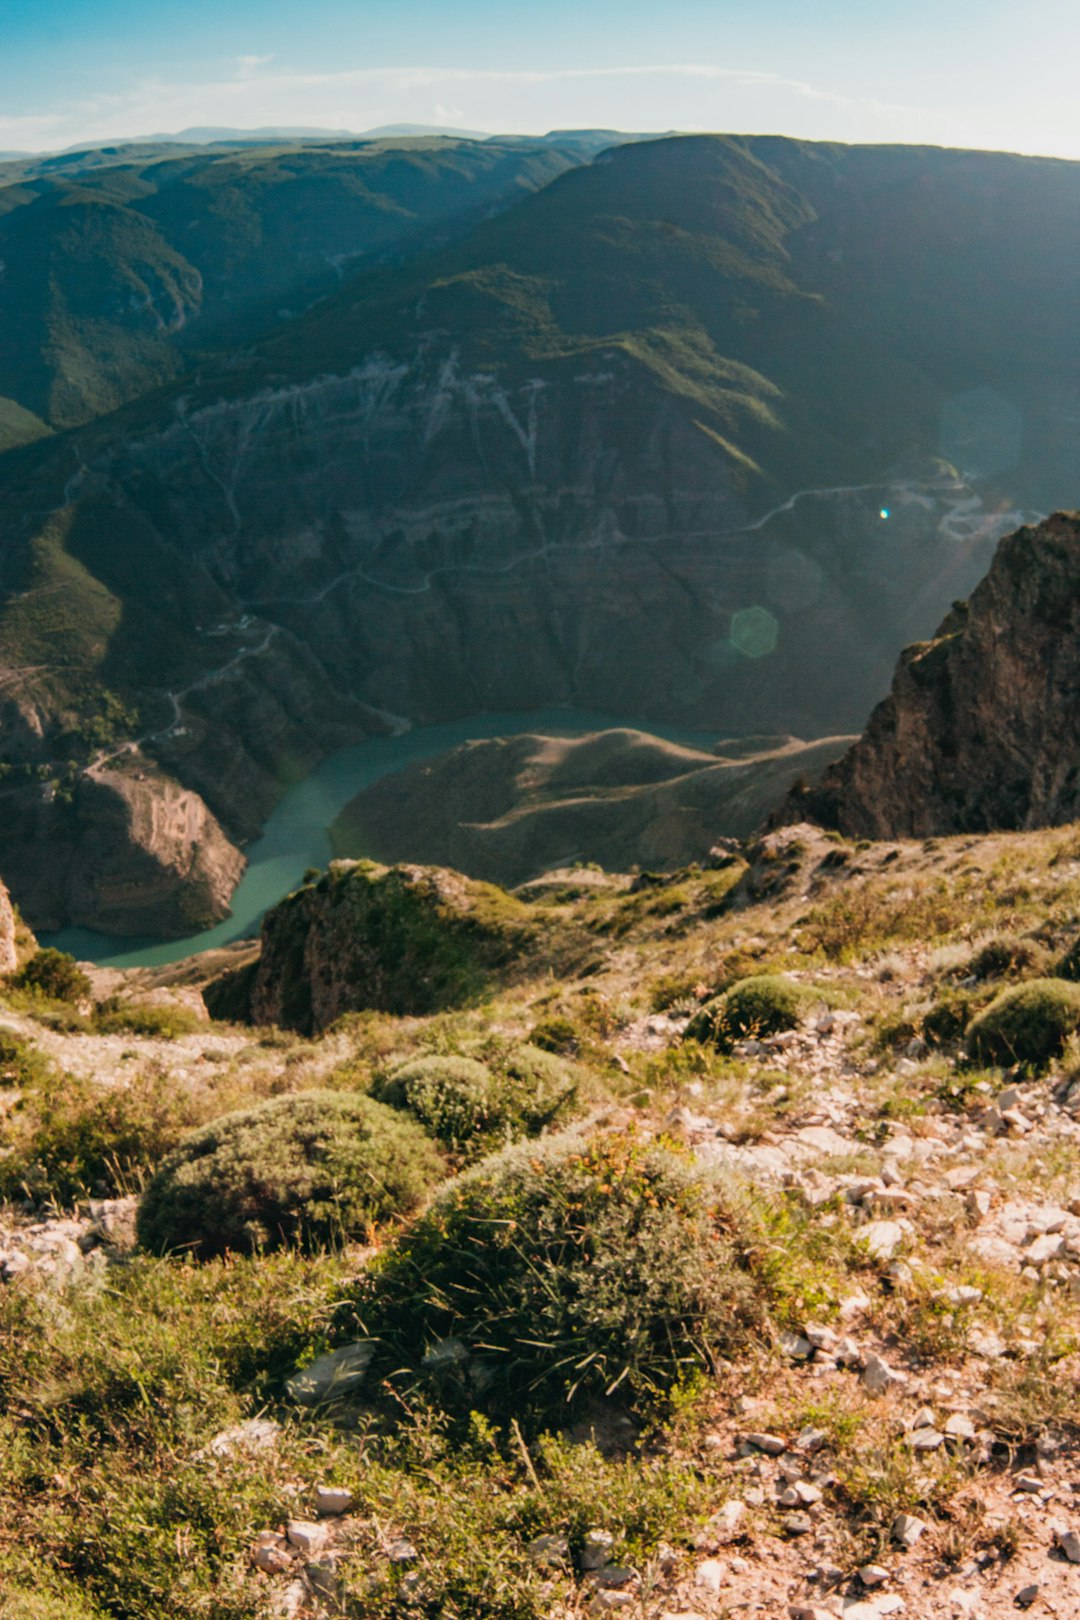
[729,605,779,660]
[879,507,890,520]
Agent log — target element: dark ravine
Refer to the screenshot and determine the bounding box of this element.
[781,511,1080,838]
[331,727,854,887]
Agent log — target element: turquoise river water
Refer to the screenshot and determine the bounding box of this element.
[43,707,719,970]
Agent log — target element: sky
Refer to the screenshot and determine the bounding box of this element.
[1,0,1078,159]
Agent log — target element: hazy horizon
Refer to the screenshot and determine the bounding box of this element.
[2,0,1077,161]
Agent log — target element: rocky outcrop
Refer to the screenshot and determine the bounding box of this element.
[781,513,1080,838]
[227,860,545,1034]
[0,754,245,936]
[0,877,19,973]
[331,727,853,886]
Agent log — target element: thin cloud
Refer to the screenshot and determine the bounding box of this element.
[0,61,1074,160]
[235,55,275,79]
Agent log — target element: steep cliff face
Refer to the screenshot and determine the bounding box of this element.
[233,860,546,1034]
[782,512,1080,838]
[331,727,853,885]
[0,877,20,973]
[0,755,245,936]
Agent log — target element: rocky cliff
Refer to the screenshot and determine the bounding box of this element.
[782,511,1080,837]
[211,859,563,1034]
[0,755,245,936]
[331,727,853,885]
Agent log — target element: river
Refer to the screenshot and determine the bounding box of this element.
[43,708,720,970]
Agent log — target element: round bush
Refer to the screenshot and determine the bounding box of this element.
[683,974,806,1049]
[136,1090,443,1258]
[11,948,90,1003]
[373,1043,577,1159]
[373,1055,501,1154]
[966,934,1047,983]
[355,1128,758,1423]
[966,978,1080,1071]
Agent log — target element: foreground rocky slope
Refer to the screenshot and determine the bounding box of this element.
[785,512,1080,838]
[5,816,1080,1617]
[332,727,852,885]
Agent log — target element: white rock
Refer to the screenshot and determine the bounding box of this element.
[862,1353,907,1395]
[286,1342,374,1407]
[526,1533,570,1565]
[285,1520,327,1556]
[206,1418,280,1458]
[693,1560,725,1593]
[892,1512,927,1549]
[582,1529,617,1570]
[314,1485,354,1516]
[859,1564,890,1587]
[861,1221,905,1261]
[742,1431,787,1455]
[1057,1527,1080,1564]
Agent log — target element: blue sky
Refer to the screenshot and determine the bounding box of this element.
[1,0,1077,157]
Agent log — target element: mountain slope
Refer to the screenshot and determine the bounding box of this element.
[330,727,853,884]
[0,136,585,428]
[0,133,1076,933]
[782,510,1080,837]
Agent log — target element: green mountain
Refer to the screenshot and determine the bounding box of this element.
[0,135,586,428]
[0,133,1077,934]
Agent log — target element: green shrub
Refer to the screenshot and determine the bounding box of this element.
[0,1027,53,1089]
[352,1128,759,1425]
[137,1090,443,1258]
[9,948,90,1003]
[92,998,203,1039]
[966,934,1048,982]
[922,987,993,1048]
[528,1015,580,1055]
[373,1043,576,1160]
[683,974,806,1049]
[1056,936,1080,982]
[0,1065,197,1204]
[966,979,1080,1071]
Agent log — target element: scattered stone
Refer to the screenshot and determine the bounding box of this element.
[251,1532,292,1574]
[862,1353,907,1395]
[205,1417,280,1458]
[1015,1473,1043,1493]
[693,1560,725,1593]
[286,1342,374,1407]
[861,1220,906,1261]
[783,1511,814,1535]
[859,1564,890,1587]
[742,1431,787,1455]
[908,1426,944,1452]
[892,1512,927,1549]
[582,1529,617,1570]
[944,1414,977,1441]
[285,1520,327,1557]
[527,1533,570,1566]
[780,1330,814,1360]
[387,1538,418,1562]
[1055,1526,1080,1563]
[314,1484,354,1516]
[1015,1585,1039,1608]
[780,1481,823,1506]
